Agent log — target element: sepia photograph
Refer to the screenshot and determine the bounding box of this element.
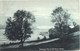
[0,0,79,51]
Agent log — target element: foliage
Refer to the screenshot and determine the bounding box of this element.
[4,10,35,44]
[49,28,60,39]
[51,7,72,39]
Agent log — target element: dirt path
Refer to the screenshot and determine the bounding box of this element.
[1,31,79,50]
[1,38,59,49]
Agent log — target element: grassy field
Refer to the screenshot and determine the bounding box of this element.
[1,33,79,51]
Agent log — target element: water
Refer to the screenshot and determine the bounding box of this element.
[0,29,20,44]
[0,29,10,44]
[0,29,49,45]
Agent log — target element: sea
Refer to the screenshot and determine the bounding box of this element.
[0,29,49,45]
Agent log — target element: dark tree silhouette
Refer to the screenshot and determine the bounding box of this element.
[4,10,35,46]
[69,21,79,33]
[51,7,71,39]
[4,17,17,40]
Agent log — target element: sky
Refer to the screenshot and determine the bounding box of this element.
[0,0,79,30]
[0,0,79,42]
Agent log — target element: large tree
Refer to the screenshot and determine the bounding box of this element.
[51,7,71,39]
[4,10,35,46]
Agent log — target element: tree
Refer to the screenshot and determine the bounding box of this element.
[49,28,60,39]
[5,17,17,40]
[4,10,35,46]
[51,7,71,39]
[71,21,79,33]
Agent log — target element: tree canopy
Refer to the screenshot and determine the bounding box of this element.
[51,7,72,39]
[4,10,35,43]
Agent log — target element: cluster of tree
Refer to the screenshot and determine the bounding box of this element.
[4,10,35,46]
[49,7,79,40]
[4,7,79,46]
[69,22,79,33]
[49,24,79,39]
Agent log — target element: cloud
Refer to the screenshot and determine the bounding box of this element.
[0,0,79,25]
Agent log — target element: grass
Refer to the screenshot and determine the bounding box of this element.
[1,31,79,51]
[1,38,48,46]
[1,35,79,51]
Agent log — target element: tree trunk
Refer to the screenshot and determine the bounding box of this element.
[20,39,24,47]
[59,23,63,39]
